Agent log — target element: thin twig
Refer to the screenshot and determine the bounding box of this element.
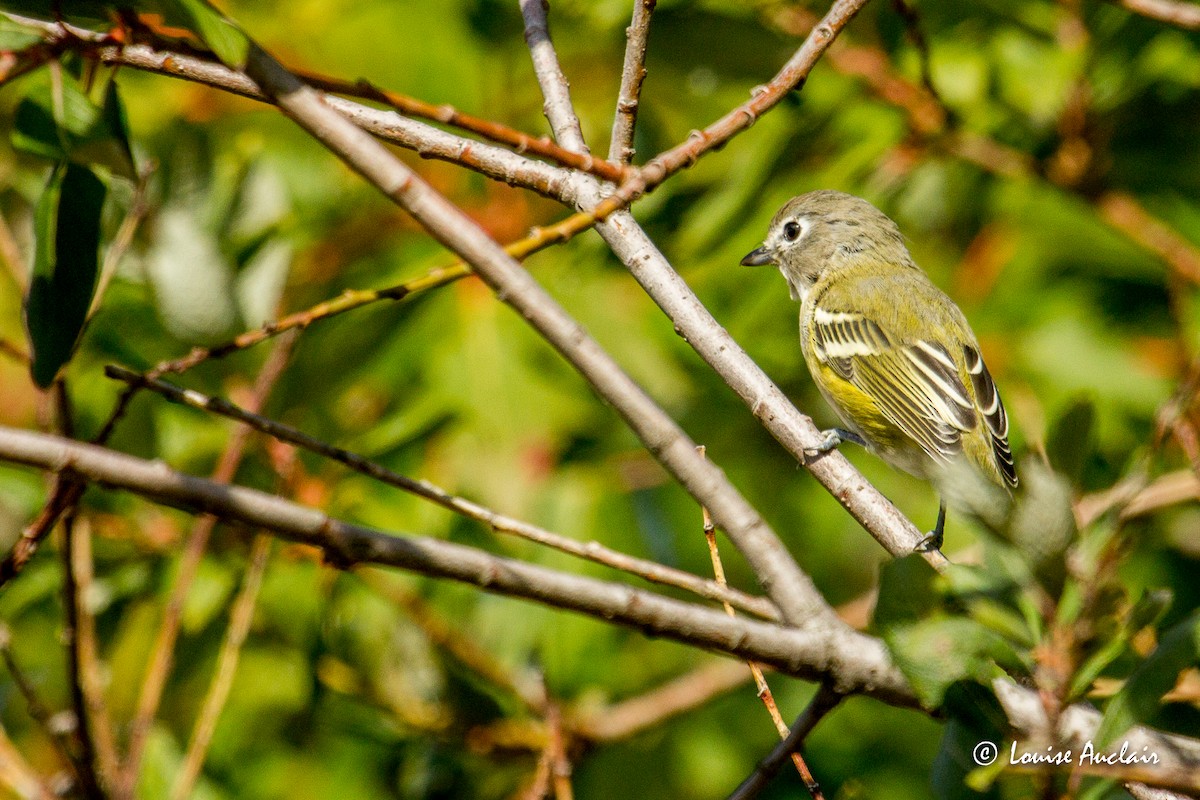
[118,334,296,798]
[67,519,120,789]
[608,0,655,164]
[589,0,873,219]
[0,627,84,788]
[726,684,843,800]
[520,0,589,155]
[104,366,778,620]
[149,208,604,376]
[169,534,272,800]
[0,477,84,589]
[698,447,824,799]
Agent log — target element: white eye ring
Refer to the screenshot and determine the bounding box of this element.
[782,219,805,242]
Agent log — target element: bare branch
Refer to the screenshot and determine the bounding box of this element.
[0,424,915,706]
[1109,0,1200,29]
[104,367,778,620]
[995,679,1200,793]
[236,42,832,628]
[608,0,655,164]
[4,17,578,202]
[593,0,873,215]
[520,0,589,154]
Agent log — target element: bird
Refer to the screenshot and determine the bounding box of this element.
[741,190,1017,551]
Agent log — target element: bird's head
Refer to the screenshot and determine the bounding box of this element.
[741,190,915,301]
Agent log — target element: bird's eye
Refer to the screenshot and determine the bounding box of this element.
[782,221,802,242]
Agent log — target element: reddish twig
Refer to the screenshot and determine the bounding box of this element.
[698,447,824,799]
[295,69,630,183]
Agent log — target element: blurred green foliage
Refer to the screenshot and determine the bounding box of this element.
[0,1,1199,799]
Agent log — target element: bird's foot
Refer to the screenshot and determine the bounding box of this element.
[803,428,866,460]
[914,529,943,553]
[914,502,948,553]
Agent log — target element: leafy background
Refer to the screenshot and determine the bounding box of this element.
[0,0,1198,798]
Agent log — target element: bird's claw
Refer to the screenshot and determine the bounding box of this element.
[803,428,866,459]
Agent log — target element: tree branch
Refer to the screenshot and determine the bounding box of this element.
[0,424,913,706]
[236,41,832,628]
[3,427,1200,791]
[103,365,779,620]
[1109,0,1200,29]
[3,17,578,202]
[520,0,589,155]
[609,0,655,164]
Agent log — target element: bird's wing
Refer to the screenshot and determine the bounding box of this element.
[810,305,978,464]
[962,343,1018,487]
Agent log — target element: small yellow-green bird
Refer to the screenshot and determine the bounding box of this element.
[741,190,1016,551]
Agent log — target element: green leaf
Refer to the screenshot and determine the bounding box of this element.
[1069,589,1173,700]
[24,163,107,388]
[872,553,940,629]
[1046,397,1095,485]
[1095,609,1200,745]
[884,617,1011,708]
[170,0,251,68]
[932,685,1009,798]
[11,74,137,179]
[1006,460,1076,598]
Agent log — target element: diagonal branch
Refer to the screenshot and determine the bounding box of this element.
[236,41,832,627]
[520,0,589,155]
[295,69,629,182]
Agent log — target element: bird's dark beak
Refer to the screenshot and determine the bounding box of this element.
[740,246,775,267]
